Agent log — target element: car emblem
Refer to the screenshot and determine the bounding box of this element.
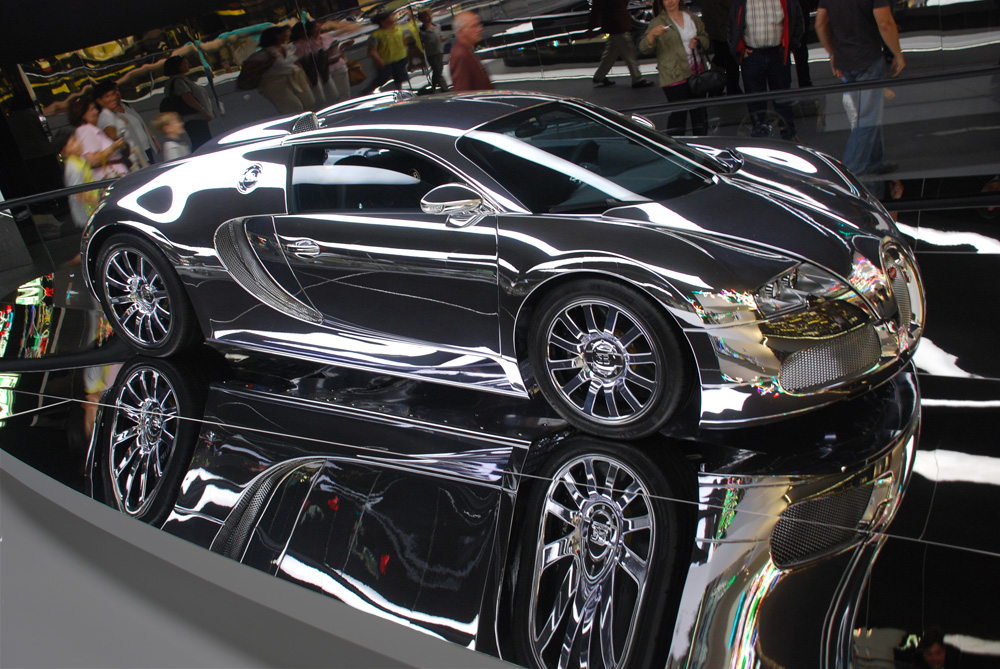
[238,163,263,194]
[590,521,615,547]
[888,266,897,279]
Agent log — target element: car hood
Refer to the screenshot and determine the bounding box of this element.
[609,139,898,277]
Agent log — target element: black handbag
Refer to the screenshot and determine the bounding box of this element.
[159,78,200,115]
[687,48,726,97]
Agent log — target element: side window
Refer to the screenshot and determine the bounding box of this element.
[292,144,456,213]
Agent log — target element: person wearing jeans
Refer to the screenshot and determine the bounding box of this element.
[728,0,805,140]
[816,0,905,176]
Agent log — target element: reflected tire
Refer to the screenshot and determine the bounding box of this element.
[512,441,686,669]
[96,233,200,357]
[528,280,687,440]
[101,357,205,526]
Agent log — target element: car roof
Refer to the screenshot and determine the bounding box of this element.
[318,91,562,133]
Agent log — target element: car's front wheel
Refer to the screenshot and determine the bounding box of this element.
[528,280,687,440]
[512,441,687,669]
[96,233,200,357]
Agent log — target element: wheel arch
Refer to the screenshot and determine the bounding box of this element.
[511,267,699,393]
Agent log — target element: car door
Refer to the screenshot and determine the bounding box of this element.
[271,140,500,353]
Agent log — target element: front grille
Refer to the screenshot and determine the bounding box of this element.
[770,485,872,568]
[214,221,321,324]
[779,324,880,393]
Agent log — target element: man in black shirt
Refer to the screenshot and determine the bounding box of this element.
[815,0,905,175]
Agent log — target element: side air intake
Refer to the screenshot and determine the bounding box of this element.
[214,219,322,324]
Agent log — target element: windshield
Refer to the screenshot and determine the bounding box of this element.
[457,102,714,215]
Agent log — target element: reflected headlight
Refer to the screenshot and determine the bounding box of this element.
[755,262,850,318]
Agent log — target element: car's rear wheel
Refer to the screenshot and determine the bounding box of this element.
[528,280,687,440]
[102,357,204,525]
[512,441,686,669]
[96,233,200,357]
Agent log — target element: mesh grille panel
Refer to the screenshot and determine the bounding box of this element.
[292,113,318,134]
[779,325,880,393]
[891,272,911,328]
[770,485,872,568]
[214,221,321,324]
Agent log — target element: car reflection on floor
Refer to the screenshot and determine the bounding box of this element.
[3,327,936,669]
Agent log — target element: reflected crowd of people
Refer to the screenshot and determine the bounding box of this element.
[39,0,924,234]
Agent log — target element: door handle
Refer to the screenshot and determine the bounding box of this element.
[289,239,321,258]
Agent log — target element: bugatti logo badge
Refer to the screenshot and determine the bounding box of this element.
[238,164,263,193]
[590,521,614,547]
[888,266,897,279]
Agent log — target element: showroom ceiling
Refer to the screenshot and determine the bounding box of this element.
[1,0,229,64]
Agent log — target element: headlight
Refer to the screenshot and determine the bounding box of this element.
[755,262,851,317]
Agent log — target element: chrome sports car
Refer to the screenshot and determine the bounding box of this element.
[82,91,924,439]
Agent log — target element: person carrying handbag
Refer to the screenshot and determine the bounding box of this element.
[640,0,711,136]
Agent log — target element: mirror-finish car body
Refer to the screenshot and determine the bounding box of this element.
[81,91,924,439]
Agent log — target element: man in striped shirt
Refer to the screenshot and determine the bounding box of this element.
[728,0,805,139]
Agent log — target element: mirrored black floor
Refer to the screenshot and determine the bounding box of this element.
[2,224,999,668]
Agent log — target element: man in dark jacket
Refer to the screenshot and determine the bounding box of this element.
[728,0,805,139]
[589,0,652,88]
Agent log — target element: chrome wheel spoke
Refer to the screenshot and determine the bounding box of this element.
[540,532,578,568]
[560,472,587,510]
[556,312,585,341]
[560,371,589,396]
[603,463,620,497]
[626,350,656,367]
[582,304,600,335]
[615,383,644,412]
[535,561,579,650]
[619,545,648,586]
[550,333,582,356]
[582,458,599,496]
[623,368,656,392]
[603,389,620,418]
[581,381,601,416]
[602,307,621,336]
[623,513,651,534]
[617,480,642,511]
[112,425,140,448]
[113,441,141,477]
[558,581,601,669]
[545,497,578,526]
[618,325,643,348]
[548,358,580,372]
[599,577,617,669]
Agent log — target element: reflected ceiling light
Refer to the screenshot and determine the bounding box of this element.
[912,449,1000,486]
[912,337,982,379]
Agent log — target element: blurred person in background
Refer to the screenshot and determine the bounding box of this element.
[162,55,215,150]
[93,80,160,167]
[68,96,130,180]
[449,12,492,91]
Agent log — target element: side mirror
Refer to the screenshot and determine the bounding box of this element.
[421,183,483,214]
[420,184,487,226]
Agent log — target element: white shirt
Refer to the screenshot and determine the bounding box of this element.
[98,104,155,153]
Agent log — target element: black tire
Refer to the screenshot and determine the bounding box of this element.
[95,233,200,357]
[528,280,687,440]
[511,441,688,669]
[100,356,205,526]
